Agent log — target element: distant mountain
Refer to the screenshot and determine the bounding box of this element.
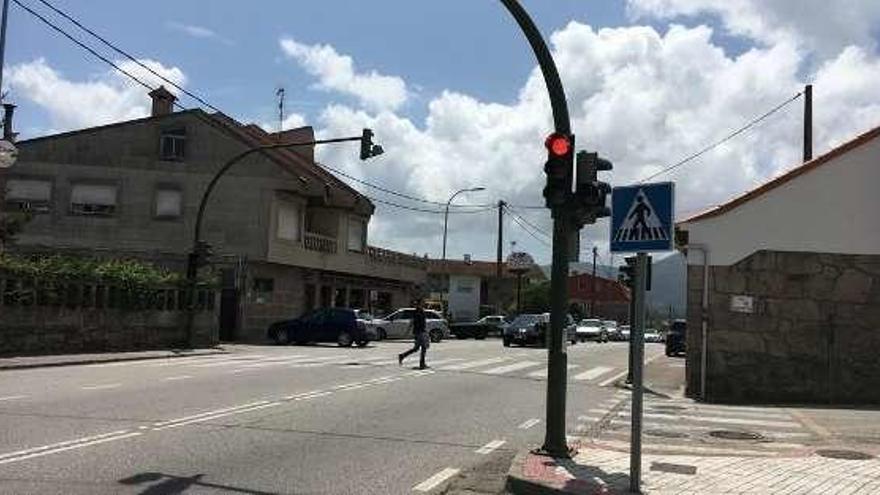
[540,253,686,317]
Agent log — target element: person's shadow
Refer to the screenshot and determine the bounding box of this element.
[118,472,280,495]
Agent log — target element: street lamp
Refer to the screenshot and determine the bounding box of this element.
[440,186,485,315]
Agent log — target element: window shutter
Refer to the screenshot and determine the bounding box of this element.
[155,189,182,217]
[6,179,51,201]
[71,184,117,205]
[348,217,365,252]
[277,202,301,241]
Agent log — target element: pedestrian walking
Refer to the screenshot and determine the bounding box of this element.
[398,300,430,370]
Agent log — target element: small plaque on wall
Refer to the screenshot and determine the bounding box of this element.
[730,295,755,314]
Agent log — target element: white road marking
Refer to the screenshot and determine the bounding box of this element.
[643,405,792,420]
[475,439,506,454]
[483,361,541,375]
[153,401,271,427]
[443,357,507,371]
[413,467,460,492]
[0,395,27,401]
[80,383,121,391]
[240,356,340,368]
[598,369,629,387]
[527,364,577,378]
[294,391,333,400]
[573,366,614,381]
[0,430,142,465]
[153,402,281,430]
[191,356,281,368]
[420,358,464,367]
[518,418,541,429]
[163,375,192,381]
[614,411,802,429]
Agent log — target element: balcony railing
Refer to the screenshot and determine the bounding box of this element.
[303,232,338,254]
[367,246,427,270]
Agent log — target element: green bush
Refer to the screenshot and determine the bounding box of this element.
[0,254,186,288]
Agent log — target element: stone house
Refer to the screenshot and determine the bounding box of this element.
[567,273,631,324]
[676,124,880,404]
[4,87,427,342]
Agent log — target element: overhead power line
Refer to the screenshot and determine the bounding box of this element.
[638,91,803,183]
[504,204,551,240]
[31,0,223,114]
[507,213,551,248]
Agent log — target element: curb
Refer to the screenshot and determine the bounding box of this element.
[506,451,617,495]
[0,348,229,371]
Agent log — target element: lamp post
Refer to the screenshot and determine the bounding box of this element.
[440,186,485,315]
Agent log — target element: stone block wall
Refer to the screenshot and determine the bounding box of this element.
[686,250,880,404]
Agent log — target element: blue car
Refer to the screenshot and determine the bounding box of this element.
[268,308,371,347]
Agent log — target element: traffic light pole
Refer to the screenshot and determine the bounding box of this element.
[630,252,649,493]
[498,0,574,458]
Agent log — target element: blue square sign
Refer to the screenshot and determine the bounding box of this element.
[610,182,675,253]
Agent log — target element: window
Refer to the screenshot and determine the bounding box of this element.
[154,189,182,218]
[347,216,366,252]
[277,201,301,241]
[252,278,274,304]
[70,183,117,216]
[160,128,186,160]
[6,179,52,213]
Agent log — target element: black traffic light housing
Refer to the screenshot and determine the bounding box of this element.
[618,255,636,289]
[543,132,574,209]
[360,128,384,160]
[571,150,613,227]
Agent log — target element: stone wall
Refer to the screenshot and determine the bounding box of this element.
[686,250,880,404]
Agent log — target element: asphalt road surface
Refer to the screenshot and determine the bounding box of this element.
[0,339,665,494]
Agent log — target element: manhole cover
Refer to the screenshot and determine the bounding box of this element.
[816,449,875,460]
[650,405,687,412]
[645,429,687,439]
[709,430,764,441]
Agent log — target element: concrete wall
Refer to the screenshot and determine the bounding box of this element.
[686,250,880,404]
[683,136,880,267]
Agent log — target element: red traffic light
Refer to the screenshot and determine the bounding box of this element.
[545,133,571,157]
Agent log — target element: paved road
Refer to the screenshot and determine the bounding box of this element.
[0,339,664,494]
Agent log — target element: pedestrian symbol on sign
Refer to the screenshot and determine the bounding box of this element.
[613,190,669,242]
[609,182,675,253]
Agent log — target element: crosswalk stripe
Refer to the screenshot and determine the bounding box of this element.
[527,364,577,378]
[483,361,542,375]
[642,405,793,420]
[594,439,786,457]
[613,411,802,429]
[422,358,465,367]
[443,357,507,371]
[573,366,614,381]
[475,439,506,454]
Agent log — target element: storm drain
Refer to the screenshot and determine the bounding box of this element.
[816,449,875,461]
[709,430,764,441]
[645,429,687,439]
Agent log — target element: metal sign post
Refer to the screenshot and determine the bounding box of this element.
[630,252,648,493]
[610,182,674,494]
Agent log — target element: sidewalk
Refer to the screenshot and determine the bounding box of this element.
[0,347,228,370]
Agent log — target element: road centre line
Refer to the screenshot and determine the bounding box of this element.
[0,431,143,465]
[0,395,27,401]
[475,439,506,455]
[80,383,121,390]
[293,391,332,401]
[153,401,272,427]
[0,430,131,460]
[413,467,461,492]
[152,402,282,430]
[163,375,192,381]
[518,418,541,429]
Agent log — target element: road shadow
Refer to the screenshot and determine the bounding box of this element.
[118,472,280,495]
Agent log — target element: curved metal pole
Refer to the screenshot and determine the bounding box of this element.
[498,0,574,458]
[440,187,482,315]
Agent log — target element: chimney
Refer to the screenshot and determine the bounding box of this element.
[3,103,16,141]
[463,254,472,264]
[149,86,176,117]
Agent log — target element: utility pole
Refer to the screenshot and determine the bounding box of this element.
[496,200,506,313]
[803,84,813,162]
[590,246,597,317]
[630,252,649,494]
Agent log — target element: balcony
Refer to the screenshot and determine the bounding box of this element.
[303,232,337,254]
[367,246,427,270]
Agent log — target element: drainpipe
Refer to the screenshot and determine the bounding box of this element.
[688,244,710,401]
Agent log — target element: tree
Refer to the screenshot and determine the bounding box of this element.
[520,280,551,313]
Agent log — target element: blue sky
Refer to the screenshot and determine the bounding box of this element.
[6,0,880,263]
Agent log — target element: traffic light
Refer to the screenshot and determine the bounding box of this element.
[618,255,637,289]
[360,128,384,160]
[542,132,574,209]
[572,150,613,227]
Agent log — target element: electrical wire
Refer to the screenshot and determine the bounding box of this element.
[31,0,223,114]
[506,209,551,247]
[638,91,803,183]
[503,204,551,240]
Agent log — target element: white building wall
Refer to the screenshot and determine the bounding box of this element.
[683,136,880,266]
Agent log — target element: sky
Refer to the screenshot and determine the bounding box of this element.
[5,0,880,266]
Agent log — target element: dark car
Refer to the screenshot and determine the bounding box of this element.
[450,315,507,340]
[268,308,370,347]
[665,319,686,356]
[503,313,577,347]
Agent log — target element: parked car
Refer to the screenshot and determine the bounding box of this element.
[450,315,507,340]
[504,313,576,347]
[618,325,631,341]
[268,308,371,347]
[665,319,686,356]
[602,320,620,341]
[644,328,664,343]
[369,308,449,343]
[354,309,378,341]
[575,318,608,343]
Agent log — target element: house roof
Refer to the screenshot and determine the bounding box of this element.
[568,273,631,302]
[679,123,880,224]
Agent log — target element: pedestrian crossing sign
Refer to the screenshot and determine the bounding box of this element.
[610,182,675,253]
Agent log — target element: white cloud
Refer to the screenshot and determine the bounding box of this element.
[8,58,186,131]
[279,38,408,112]
[311,20,880,264]
[626,0,880,58]
[258,112,308,134]
[166,21,233,45]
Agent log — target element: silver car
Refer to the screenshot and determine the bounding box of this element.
[369,308,450,342]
